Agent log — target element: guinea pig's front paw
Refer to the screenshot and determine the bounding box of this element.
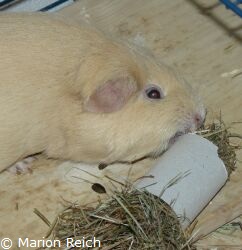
[7,156,36,175]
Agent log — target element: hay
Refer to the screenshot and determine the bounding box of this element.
[196,119,240,176]
[38,189,193,250]
[36,119,240,249]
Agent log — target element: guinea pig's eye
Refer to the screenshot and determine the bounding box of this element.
[145,86,164,100]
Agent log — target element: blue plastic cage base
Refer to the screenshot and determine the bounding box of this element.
[220,0,242,17]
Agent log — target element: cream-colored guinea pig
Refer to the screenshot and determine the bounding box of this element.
[0,13,205,173]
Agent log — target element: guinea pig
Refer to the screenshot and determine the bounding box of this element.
[0,13,205,173]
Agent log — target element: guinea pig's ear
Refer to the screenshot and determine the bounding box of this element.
[84,76,137,113]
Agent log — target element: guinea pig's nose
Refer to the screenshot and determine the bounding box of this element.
[194,113,205,129]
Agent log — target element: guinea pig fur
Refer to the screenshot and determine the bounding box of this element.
[0,13,205,172]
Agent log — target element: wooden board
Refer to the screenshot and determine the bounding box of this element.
[0,0,241,249]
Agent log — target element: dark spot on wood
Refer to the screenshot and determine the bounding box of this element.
[98,163,108,170]
[91,183,106,194]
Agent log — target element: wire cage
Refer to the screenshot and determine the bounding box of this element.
[220,0,242,17]
[0,0,74,12]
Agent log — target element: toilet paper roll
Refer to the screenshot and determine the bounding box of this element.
[136,133,228,228]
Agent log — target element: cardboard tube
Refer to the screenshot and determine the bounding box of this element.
[136,134,228,228]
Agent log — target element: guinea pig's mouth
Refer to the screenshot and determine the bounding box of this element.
[168,129,190,146]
